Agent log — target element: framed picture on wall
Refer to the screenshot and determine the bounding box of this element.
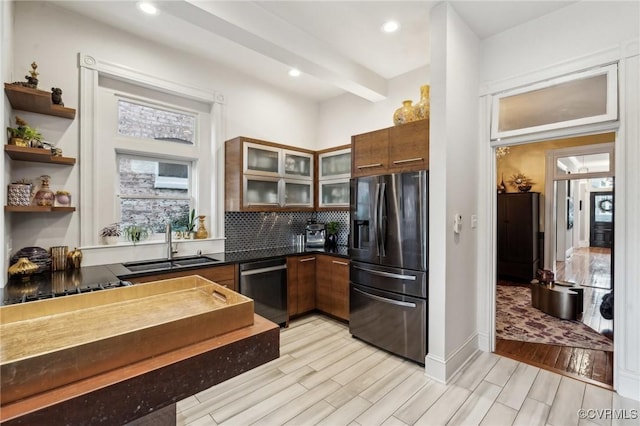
[567,197,574,229]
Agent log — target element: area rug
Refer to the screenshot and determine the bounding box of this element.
[496,284,613,351]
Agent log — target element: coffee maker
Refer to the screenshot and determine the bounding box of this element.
[305,223,326,248]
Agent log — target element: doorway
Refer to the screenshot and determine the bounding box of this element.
[494,136,615,388]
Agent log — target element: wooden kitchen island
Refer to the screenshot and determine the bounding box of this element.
[0,277,280,425]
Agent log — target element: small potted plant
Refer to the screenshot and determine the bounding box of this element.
[99,223,121,245]
[124,223,151,244]
[185,209,196,239]
[325,221,340,248]
[7,116,44,148]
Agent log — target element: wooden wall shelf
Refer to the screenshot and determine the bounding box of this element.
[4,83,76,119]
[4,145,76,165]
[4,206,75,213]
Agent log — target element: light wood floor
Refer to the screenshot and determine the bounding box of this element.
[556,247,613,335]
[177,315,639,426]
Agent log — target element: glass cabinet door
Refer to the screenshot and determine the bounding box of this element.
[319,148,351,180]
[319,180,349,207]
[283,150,313,180]
[283,180,312,207]
[244,177,280,206]
[244,142,281,176]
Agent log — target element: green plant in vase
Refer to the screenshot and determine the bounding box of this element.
[124,223,151,244]
[7,116,44,148]
[326,221,340,248]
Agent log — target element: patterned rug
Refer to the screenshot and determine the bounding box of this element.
[496,285,613,351]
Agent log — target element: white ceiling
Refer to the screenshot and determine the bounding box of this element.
[51,0,576,102]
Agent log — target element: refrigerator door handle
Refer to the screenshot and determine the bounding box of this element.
[373,182,381,256]
[378,182,386,257]
[353,287,417,308]
[353,264,417,281]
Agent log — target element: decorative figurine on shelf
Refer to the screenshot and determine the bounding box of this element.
[51,87,64,106]
[25,62,40,87]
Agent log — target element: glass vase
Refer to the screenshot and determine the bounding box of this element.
[34,175,54,207]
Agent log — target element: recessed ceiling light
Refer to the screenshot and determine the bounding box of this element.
[288,68,301,77]
[382,21,399,33]
[138,2,157,15]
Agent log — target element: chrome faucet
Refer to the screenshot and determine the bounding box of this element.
[166,222,177,260]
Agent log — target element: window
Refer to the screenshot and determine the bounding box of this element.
[80,56,217,247]
[118,156,192,234]
[118,99,196,144]
[491,64,618,140]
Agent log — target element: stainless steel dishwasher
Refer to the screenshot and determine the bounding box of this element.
[239,258,287,326]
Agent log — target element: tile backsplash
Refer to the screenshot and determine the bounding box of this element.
[225,211,349,252]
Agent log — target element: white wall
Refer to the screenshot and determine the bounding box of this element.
[477,0,639,401]
[480,1,640,83]
[316,66,430,149]
[1,0,14,279]
[7,1,319,257]
[424,3,480,382]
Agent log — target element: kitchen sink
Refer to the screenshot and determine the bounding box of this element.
[123,256,220,273]
[125,261,174,272]
[172,256,220,267]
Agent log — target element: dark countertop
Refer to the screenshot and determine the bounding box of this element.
[3,246,349,305]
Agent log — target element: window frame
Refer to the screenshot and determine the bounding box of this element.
[79,53,223,247]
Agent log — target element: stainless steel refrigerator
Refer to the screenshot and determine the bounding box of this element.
[349,170,428,364]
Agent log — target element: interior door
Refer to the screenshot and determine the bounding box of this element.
[590,191,613,248]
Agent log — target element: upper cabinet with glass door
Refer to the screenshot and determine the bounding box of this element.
[226,137,314,211]
[491,64,618,140]
[317,145,351,210]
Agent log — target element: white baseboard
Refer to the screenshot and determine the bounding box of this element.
[616,369,640,402]
[477,331,491,352]
[425,333,479,384]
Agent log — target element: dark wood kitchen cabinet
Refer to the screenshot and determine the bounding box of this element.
[351,119,429,177]
[497,192,540,282]
[351,127,388,177]
[126,264,238,291]
[287,255,316,318]
[315,255,350,321]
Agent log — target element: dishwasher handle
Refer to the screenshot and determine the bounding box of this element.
[240,264,287,276]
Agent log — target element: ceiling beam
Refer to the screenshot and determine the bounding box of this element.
[160,1,388,102]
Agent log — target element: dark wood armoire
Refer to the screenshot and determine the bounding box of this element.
[497,192,540,282]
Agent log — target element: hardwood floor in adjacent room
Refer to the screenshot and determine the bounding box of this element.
[496,247,614,389]
[176,315,638,426]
